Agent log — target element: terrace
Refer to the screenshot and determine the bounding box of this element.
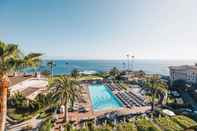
[54,81,151,128]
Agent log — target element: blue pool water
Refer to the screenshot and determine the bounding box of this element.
[88,84,123,111]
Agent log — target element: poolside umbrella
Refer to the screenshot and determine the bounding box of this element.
[162,109,175,116]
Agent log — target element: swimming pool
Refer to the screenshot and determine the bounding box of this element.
[88,84,123,111]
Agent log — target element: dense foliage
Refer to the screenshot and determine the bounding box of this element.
[8,92,39,113]
[144,75,168,111]
[50,76,80,122]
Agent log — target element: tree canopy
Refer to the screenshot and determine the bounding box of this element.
[0,41,42,76]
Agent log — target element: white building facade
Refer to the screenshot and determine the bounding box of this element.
[169,65,197,83]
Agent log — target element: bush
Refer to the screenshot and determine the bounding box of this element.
[8,92,39,113]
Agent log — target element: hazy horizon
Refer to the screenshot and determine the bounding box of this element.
[42,58,197,61]
[1,0,197,60]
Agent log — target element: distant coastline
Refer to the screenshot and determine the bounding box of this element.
[24,59,197,76]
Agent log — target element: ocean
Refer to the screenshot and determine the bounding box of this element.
[31,59,197,76]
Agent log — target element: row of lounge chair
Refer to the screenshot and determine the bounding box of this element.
[107,84,122,91]
[127,91,146,106]
[115,91,146,108]
[126,91,144,104]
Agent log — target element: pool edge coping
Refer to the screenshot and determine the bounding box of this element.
[88,84,124,112]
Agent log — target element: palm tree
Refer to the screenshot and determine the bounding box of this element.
[109,67,120,80]
[10,92,36,112]
[65,61,69,74]
[24,53,42,76]
[144,75,168,112]
[71,69,80,79]
[35,92,54,110]
[0,41,42,130]
[47,60,56,78]
[51,76,79,122]
[122,62,126,70]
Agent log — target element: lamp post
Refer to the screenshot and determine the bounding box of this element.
[126,54,130,71]
[122,62,126,71]
[65,61,69,75]
[131,55,135,71]
[126,52,135,82]
[126,53,131,81]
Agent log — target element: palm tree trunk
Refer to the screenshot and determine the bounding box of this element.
[0,77,9,131]
[151,90,156,112]
[151,97,155,112]
[162,92,168,105]
[157,91,167,106]
[64,102,68,123]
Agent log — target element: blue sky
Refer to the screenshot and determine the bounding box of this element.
[0,0,197,60]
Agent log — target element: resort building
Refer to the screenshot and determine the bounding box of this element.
[169,64,197,83]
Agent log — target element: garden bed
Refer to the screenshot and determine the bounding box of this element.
[171,115,197,129]
[155,116,183,131]
[136,118,161,131]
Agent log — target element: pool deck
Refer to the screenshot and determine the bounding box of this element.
[67,84,151,125]
[68,84,94,122]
